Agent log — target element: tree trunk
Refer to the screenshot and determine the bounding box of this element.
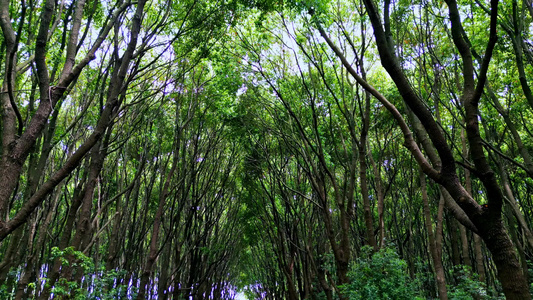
[15,182,63,299]
[360,146,377,250]
[138,141,179,299]
[473,234,486,282]
[420,172,448,300]
[480,219,529,300]
[459,224,472,267]
[157,240,172,300]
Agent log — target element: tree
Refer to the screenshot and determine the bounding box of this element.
[312,0,530,298]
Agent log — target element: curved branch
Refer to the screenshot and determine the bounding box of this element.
[315,23,440,181]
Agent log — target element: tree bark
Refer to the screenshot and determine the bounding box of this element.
[481,219,529,299]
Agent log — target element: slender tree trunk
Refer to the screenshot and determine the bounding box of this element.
[459,224,472,267]
[15,182,62,299]
[283,265,299,300]
[157,235,172,300]
[0,0,129,242]
[501,170,533,248]
[39,179,86,300]
[105,195,125,271]
[473,234,486,282]
[448,216,462,266]
[359,146,377,250]
[67,136,108,284]
[138,146,179,299]
[508,20,533,111]
[0,227,24,284]
[461,127,487,284]
[369,152,386,249]
[357,48,379,251]
[137,177,172,299]
[420,172,448,300]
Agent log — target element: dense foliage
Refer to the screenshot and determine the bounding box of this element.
[1,0,533,299]
[342,246,420,300]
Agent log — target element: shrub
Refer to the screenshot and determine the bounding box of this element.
[341,246,421,300]
[448,265,492,300]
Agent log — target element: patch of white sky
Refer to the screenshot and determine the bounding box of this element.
[86,1,131,69]
[87,0,176,65]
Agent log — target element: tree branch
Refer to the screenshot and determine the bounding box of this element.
[315,23,440,181]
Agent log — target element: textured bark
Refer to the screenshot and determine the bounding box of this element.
[0,0,24,219]
[482,220,529,299]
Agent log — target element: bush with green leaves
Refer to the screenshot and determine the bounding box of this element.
[341,246,422,300]
[447,265,494,300]
[46,247,135,299]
